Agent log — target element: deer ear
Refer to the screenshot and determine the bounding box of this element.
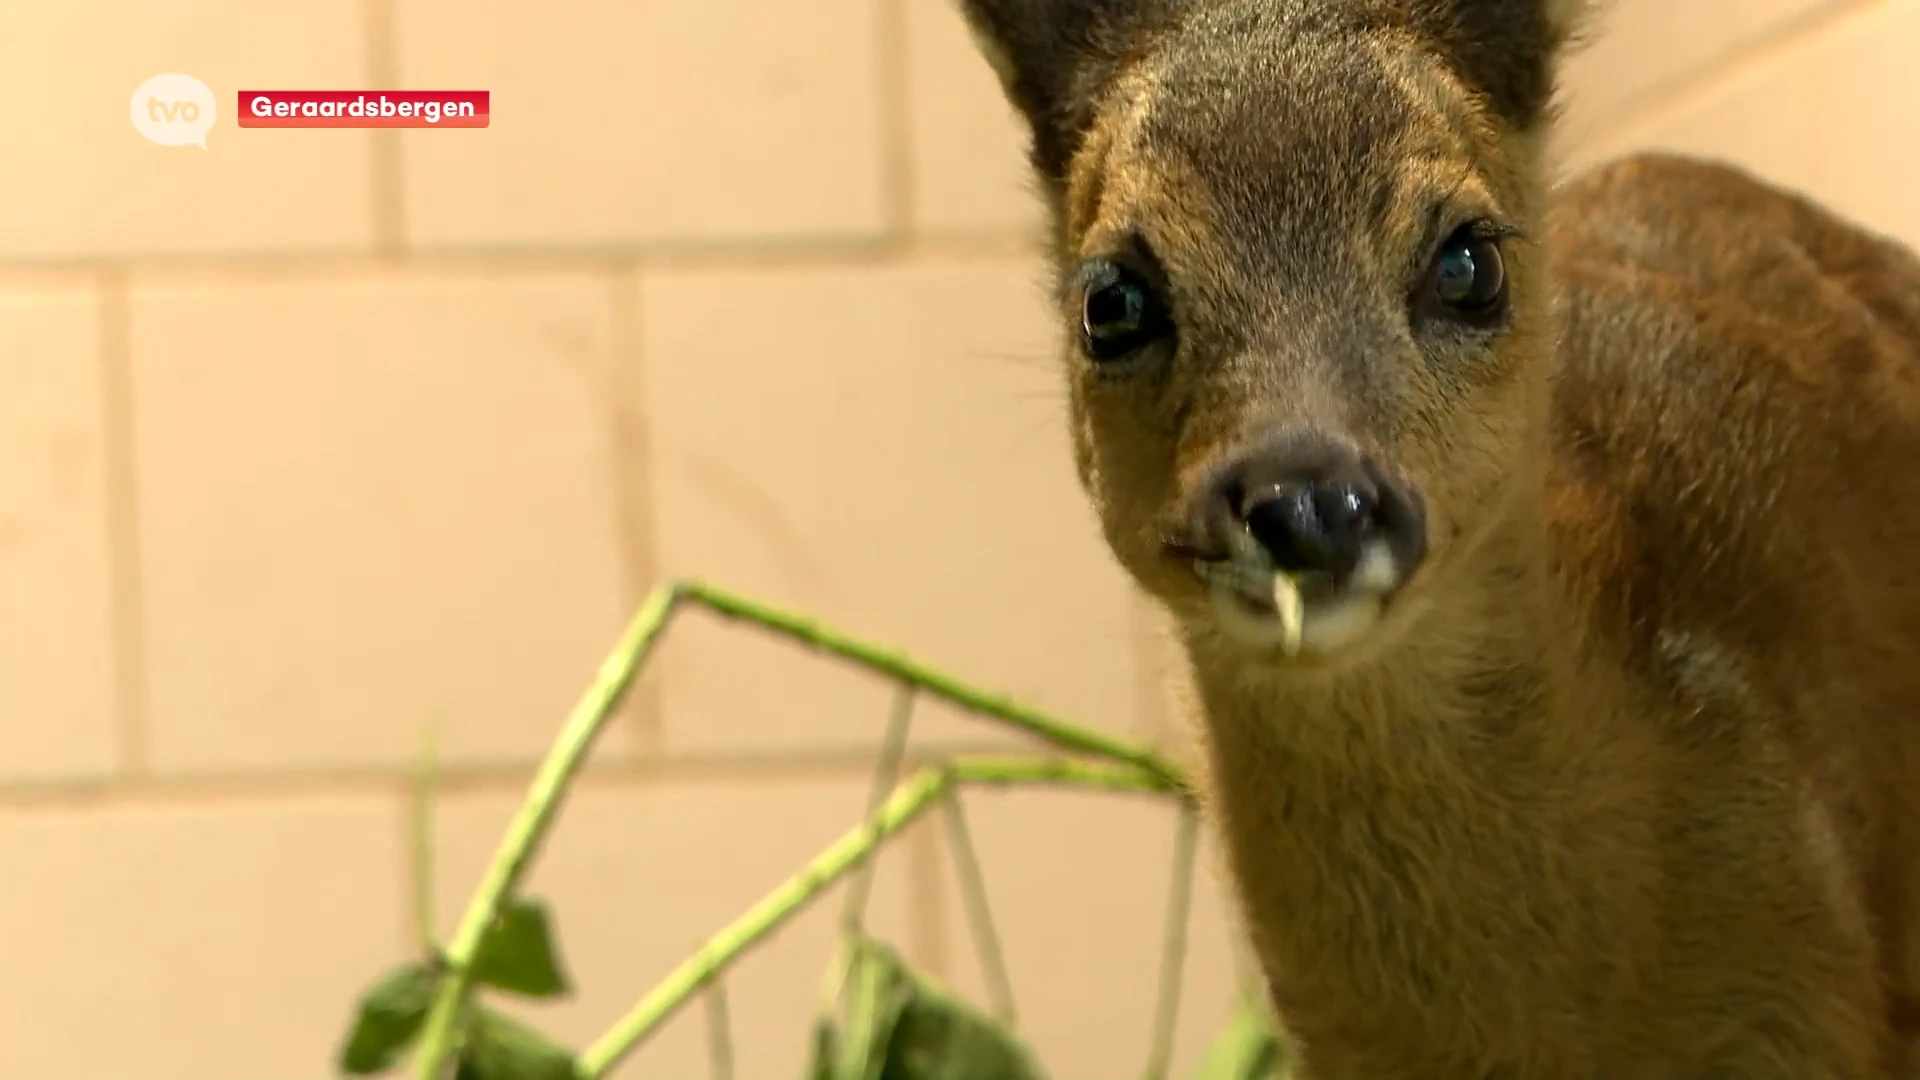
[1411,0,1588,130]
[955,0,1167,185]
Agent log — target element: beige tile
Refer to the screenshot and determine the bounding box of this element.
[432,773,929,1078]
[0,2,373,260]
[0,289,118,781]
[1570,0,1920,250]
[904,0,1044,236]
[638,257,1148,758]
[130,272,646,775]
[930,786,1248,1076]
[395,0,887,248]
[1554,0,1842,154]
[0,792,406,1079]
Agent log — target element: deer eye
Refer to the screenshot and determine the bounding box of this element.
[1420,222,1509,325]
[1079,260,1168,361]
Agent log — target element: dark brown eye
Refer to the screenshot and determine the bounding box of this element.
[1079,261,1168,361]
[1422,223,1508,323]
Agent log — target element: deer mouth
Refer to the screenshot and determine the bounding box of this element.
[1185,536,1410,659]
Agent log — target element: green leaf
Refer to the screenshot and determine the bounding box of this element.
[471,897,572,999]
[1187,999,1285,1080]
[807,938,1044,1080]
[883,973,1046,1080]
[836,939,914,1080]
[337,961,442,1075]
[458,1005,578,1080]
[804,1017,840,1080]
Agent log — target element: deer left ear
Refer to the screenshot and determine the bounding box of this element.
[1412,0,1588,130]
[954,0,1176,187]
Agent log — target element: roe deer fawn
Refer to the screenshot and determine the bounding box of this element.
[953,0,1920,1075]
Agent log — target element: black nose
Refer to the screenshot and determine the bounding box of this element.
[1240,478,1377,577]
[1184,433,1425,582]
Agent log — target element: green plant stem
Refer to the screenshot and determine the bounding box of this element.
[940,787,1018,1027]
[579,767,950,1079]
[411,585,682,1080]
[576,755,1183,1079]
[405,576,1190,1080]
[949,755,1189,798]
[680,580,1189,791]
[1143,804,1201,1080]
[842,684,917,938]
[704,975,735,1080]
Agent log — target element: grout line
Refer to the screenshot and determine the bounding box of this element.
[1575,0,1891,154]
[606,264,665,755]
[874,0,920,241]
[363,0,410,256]
[0,267,105,289]
[0,765,483,812]
[0,745,1017,811]
[0,230,1036,282]
[95,271,151,780]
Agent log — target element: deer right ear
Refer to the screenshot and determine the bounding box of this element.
[955,0,1166,186]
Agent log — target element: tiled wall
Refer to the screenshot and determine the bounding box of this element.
[0,1,1914,1077]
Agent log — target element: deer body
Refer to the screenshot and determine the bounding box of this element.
[954,0,1920,1075]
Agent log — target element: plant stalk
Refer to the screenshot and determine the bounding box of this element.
[679,580,1189,791]
[1143,804,1201,1080]
[940,787,1018,1026]
[406,576,1192,1079]
[576,756,1184,1078]
[410,584,682,1080]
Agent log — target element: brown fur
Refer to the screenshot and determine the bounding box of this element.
[954,0,1920,1075]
